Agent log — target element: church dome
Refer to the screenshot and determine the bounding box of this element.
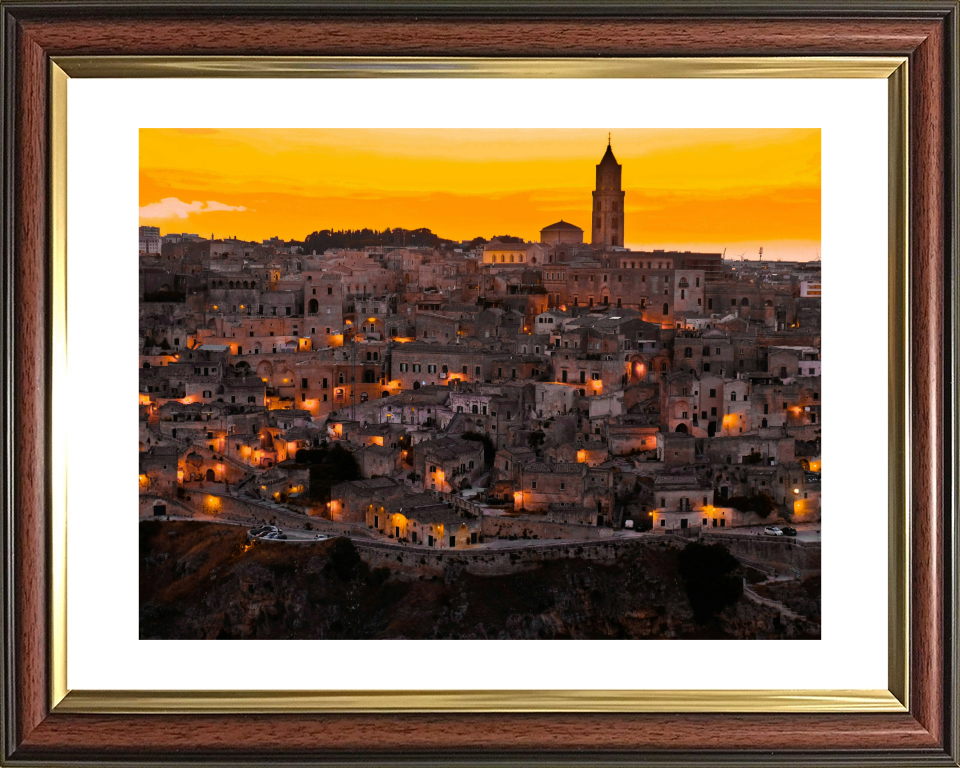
[541,220,583,232]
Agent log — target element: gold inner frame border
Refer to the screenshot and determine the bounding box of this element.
[48,55,909,715]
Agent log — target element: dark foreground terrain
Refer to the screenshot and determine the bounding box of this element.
[140,521,820,640]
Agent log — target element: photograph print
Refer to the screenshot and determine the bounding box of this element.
[138,128,822,640]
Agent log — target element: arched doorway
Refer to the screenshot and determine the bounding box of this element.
[675,423,688,433]
[205,468,216,482]
[308,298,318,314]
[412,381,421,390]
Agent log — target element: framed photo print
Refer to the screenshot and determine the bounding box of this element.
[1,1,957,765]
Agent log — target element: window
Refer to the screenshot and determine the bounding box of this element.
[560,482,565,490]
[730,392,737,401]
[301,378,308,388]
[413,364,421,372]
[531,481,537,490]
[449,536,456,548]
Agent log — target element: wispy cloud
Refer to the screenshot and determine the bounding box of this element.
[139,197,247,219]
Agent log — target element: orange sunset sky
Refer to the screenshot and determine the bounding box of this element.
[140,128,821,261]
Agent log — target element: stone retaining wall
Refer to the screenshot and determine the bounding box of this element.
[481,516,615,542]
[701,532,821,573]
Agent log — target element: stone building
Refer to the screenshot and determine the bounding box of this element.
[540,220,584,246]
[592,139,626,247]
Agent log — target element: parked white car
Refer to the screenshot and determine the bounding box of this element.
[763,526,783,536]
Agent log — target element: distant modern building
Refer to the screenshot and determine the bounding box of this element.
[800,280,822,297]
[139,225,161,254]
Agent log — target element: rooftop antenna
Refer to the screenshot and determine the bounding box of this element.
[608,132,611,146]
[759,246,764,261]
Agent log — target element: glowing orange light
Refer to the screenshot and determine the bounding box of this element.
[577,450,587,463]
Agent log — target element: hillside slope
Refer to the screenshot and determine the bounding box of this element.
[140,521,818,640]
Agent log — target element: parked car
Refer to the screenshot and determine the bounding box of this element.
[781,526,798,537]
[763,526,783,536]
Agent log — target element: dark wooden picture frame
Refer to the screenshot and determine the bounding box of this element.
[1,2,958,764]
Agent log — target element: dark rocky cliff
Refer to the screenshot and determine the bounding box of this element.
[140,521,819,640]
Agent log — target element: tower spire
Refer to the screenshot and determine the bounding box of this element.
[608,132,611,146]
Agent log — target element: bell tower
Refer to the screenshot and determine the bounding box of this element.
[591,135,625,248]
